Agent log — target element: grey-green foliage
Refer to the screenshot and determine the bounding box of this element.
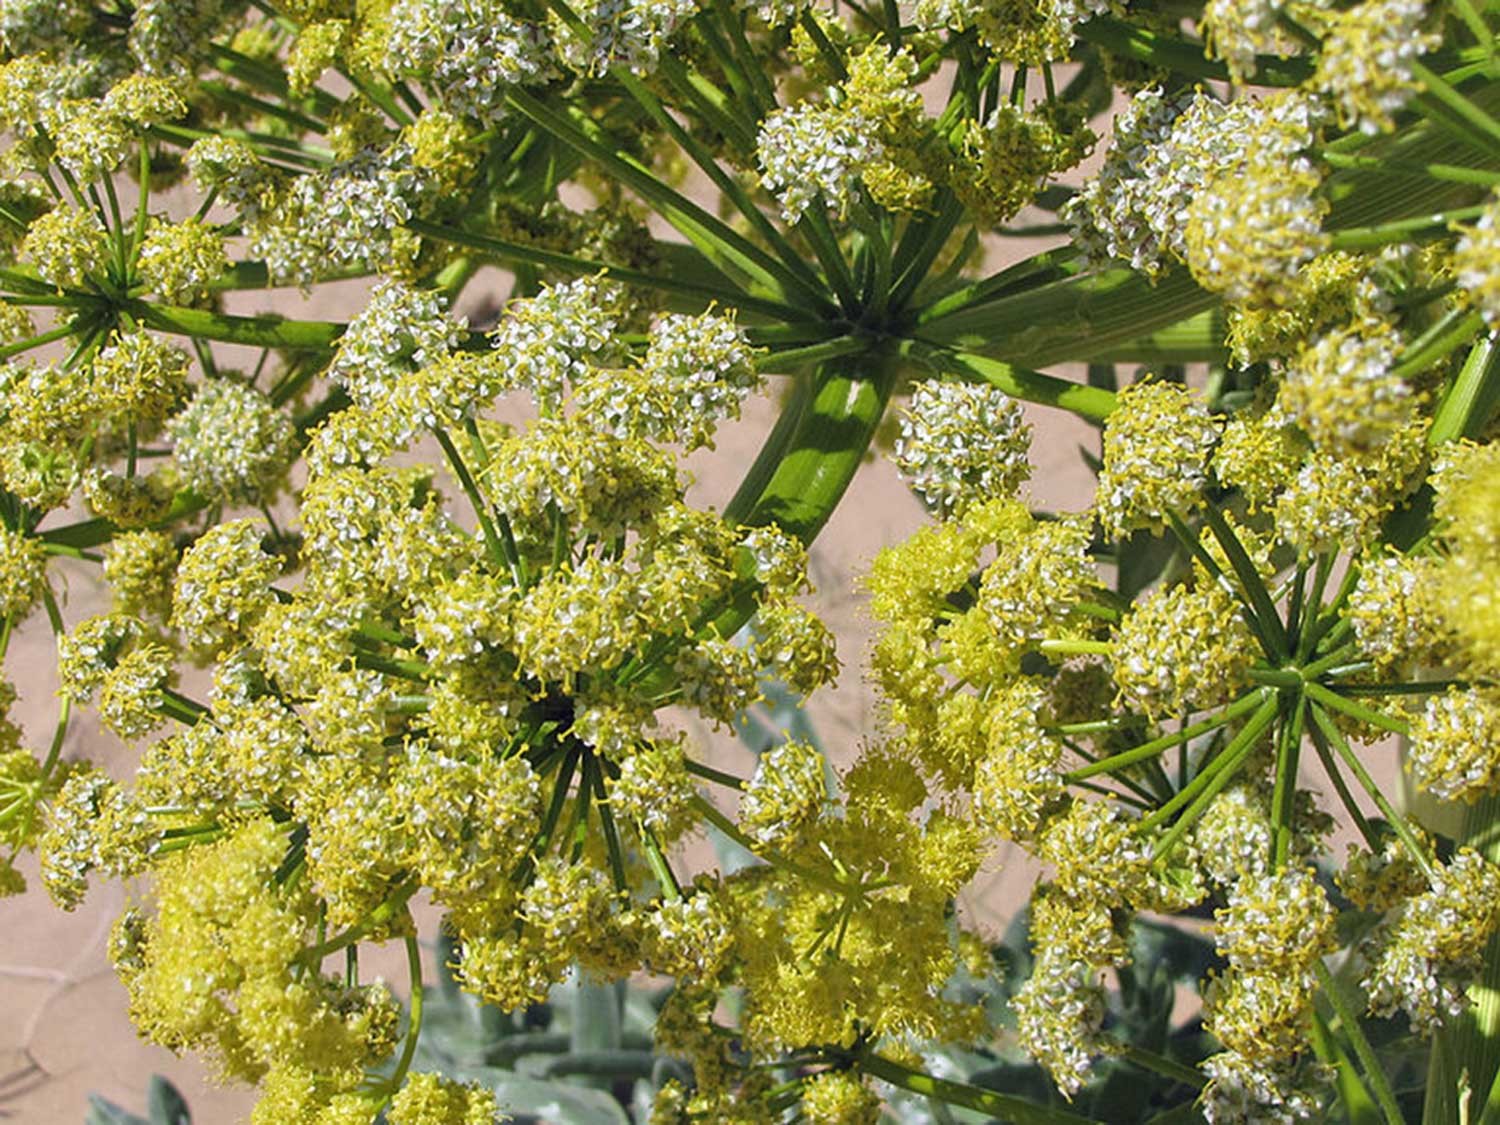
[86,1075,191,1125]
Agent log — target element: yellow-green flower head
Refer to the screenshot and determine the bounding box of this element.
[641,889,735,981]
[754,597,840,698]
[1111,578,1258,719]
[137,217,230,306]
[893,381,1032,515]
[489,276,631,413]
[299,467,471,610]
[51,100,134,182]
[1225,251,1382,365]
[296,757,404,928]
[380,0,556,123]
[1276,320,1413,455]
[1407,687,1500,802]
[1204,965,1318,1063]
[1097,380,1220,537]
[170,519,282,656]
[758,45,928,223]
[671,633,760,726]
[1201,0,1310,83]
[972,681,1065,842]
[98,73,184,128]
[551,0,696,76]
[252,594,359,697]
[913,0,1110,63]
[168,378,296,504]
[330,279,465,408]
[0,0,91,58]
[956,103,1095,228]
[39,766,158,909]
[1347,552,1444,671]
[286,19,349,95]
[1184,157,1328,305]
[739,739,826,849]
[1213,405,1302,512]
[1362,848,1500,1032]
[489,419,679,545]
[185,136,275,211]
[1338,826,1431,912]
[401,108,479,197]
[607,734,695,840]
[0,523,45,623]
[1199,1051,1328,1124]
[57,613,145,702]
[408,569,515,671]
[22,204,110,290]
[1456,195,1500,328]
[83,467,179,528]
[211,695,309,807]
[247,147,431,289]
[391,746,541,906]
[512,554,633,691]
[1432,439,1500,557]
[97,640,173,741]
[1193,784,1276,889]
[1036,799,1155,907]
[1272,419,1426,556]
[1311,0,1438,135]
[1066,88,1323,277]
[91,329,191,428]
[974,504,1096,656]
[576,310,761,451]
[389,1073,500,1125]
[740,523,810,598]
[1011,919,1112,1096]
[1216,867,1335,975]
[798,1069,880,1125]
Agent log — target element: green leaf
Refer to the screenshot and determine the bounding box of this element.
[145,1077,192,1125]
[84,1095,149,1125]
[455,1069,632,1125]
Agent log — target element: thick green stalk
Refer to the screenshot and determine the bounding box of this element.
[901,341,1117,422]
[1430,332,1500,445]
[134,302,344,350]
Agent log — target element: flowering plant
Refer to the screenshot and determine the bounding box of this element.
[4,0,1500,1120]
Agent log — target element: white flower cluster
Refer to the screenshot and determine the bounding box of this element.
[329,279,466,407]
[553,0,699,76]
[757,100,883,224]
[1065,88,1324,279]
[383,0,556,123]
[893,381,1032,515]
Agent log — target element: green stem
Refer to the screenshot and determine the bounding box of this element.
[1412,61,1500,157]
[857,1051,1102,1124]
[1322,149,1500,187]
[1315,959,1405,1125]
[1430,331,1500,445]
[1118,1044,1204,1090]
[1303,682,1409,736]
[1141,695,1279,838]
[900,341,1117,422]
[1270,693,1306,868]
[1201,504,1290,663]
[434,427,507,571]
[1307,705,1436,882]
[134,302,343,350]
[683,758,746,789]
[386,930,424,1100]
[1328,205,1488,251]
[1065,690,1269,782]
